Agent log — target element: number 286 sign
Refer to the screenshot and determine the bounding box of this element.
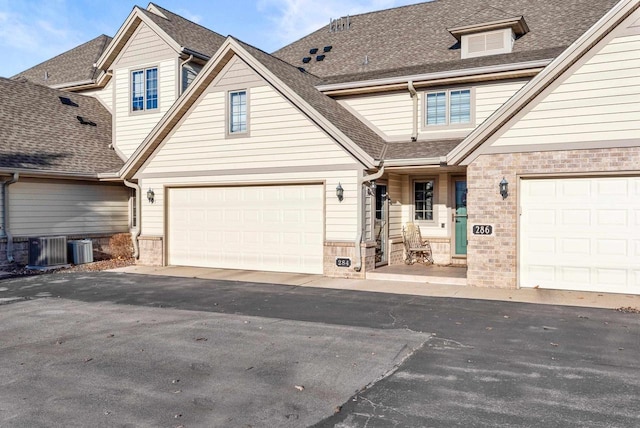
[472,225,494,235]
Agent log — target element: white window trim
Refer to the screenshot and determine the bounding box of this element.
[226,89,250,138]
[413,178,438,224]
[130,66,159,114]
[422,87,474,131]
[461,29,514,59]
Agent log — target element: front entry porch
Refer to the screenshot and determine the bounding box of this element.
[366,263,467,286]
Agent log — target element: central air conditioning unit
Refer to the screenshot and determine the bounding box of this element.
[28,236,68,268]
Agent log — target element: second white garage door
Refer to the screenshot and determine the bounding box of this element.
[520,177,640,294]
[168,185,324,274]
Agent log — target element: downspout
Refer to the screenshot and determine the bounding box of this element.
[179,55,194,95]
[408,80,418,142]
[123,180,141,259]
[2,173,19,263]
[353,165,385,272]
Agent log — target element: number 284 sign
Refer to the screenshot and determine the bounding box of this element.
[472,225,493,235]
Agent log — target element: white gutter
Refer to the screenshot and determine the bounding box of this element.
[49,79,96,90]
[384,157,443,167]
[123,179,141,259]
[407,80,418,142]
[316,59,552,92]
[354,166,385,272]
[2,173,19,263]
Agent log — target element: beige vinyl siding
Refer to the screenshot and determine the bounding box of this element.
[81,80,114,112]
[493,34,640,147]
[111,21,179,159]
[142,87,358,174]
[364,193,373,242]
[114,58,177,158]
[112,22,176,68]
[140,170,359,241]
[339,92,413,137]
[387,173,404,240]
[475,80,527,125]
[8,180,129,237]
[206,56,264,91]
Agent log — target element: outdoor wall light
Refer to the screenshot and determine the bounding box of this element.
[336,183,344,202]
[499,177,509,199]
[147,188,155,204]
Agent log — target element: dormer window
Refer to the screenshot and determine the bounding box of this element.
[448,13,529,59]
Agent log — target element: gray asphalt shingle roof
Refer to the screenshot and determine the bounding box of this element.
[12,35,112,86]
[385,139,463,160]
[273,0,619,81]
[139,3,226,58]
[0,78,123,175]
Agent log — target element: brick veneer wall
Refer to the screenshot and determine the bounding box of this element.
[323,241,375,279]
[467,147,640,289]
[138,236,164,266]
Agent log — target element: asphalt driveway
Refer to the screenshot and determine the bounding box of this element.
[1,271,639,427]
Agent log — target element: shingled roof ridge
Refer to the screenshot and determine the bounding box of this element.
[273,0,433,53]
[11,34,111,80]
[146,3,226,40]
[451,5,522,27]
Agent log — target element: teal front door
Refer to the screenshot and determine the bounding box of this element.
[454,180,467,255]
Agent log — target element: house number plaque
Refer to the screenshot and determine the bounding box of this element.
[472,225,494,235]
[336,257,352,267]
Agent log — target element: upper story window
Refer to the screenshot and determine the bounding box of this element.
[228,90,248,135]
[425,89,471,127]
[132,67,158,112]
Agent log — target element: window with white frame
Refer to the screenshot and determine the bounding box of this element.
[229,90,247,134]
[131,67,158,111]
[425,89,471,127]
[414,180,435,221]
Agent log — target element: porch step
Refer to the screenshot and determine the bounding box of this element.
[366,270,467,286]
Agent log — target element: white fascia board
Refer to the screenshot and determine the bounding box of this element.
[383,157,442,167]
[315,59,551,93]
[447,0,640,166]
[0,169,101,181]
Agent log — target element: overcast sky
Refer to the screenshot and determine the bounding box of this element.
[0,0,422,77]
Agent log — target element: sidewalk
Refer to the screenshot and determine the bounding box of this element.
[109,265,640,310]
[111,266,640,309]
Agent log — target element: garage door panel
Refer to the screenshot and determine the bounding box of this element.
[168,185,323,274]
[521,177,640,294]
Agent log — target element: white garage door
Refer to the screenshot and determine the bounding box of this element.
[520,177,640,294]
[168,185,324,274]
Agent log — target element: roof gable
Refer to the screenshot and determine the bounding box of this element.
[96,3,225,74]
[447,0,640,165]
[121,37,387,179]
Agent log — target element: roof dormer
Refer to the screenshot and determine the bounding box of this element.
[448,7,529,59]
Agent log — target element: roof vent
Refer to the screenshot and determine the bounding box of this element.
[302,57,312,63]
[59,96,78,107]
[76,116,96,126]
[323,46,332,52]
[316,55,326,62]
[329,16,350,32]
[309,48,318,54]
[297,67,306,73]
